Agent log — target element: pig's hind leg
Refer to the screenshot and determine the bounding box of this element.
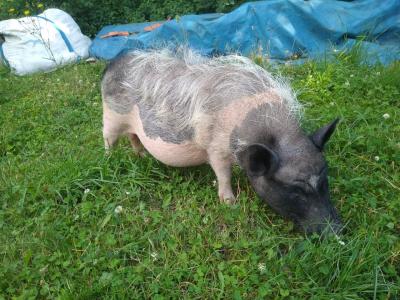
[103,114,124,151]
[103,126,120,151]
[128,133,145,157]
[103,121,145,157]
[209,153,235,204]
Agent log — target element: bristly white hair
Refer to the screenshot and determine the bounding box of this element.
[122,47,302,131]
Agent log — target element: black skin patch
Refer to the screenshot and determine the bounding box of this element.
[138,103,195,144]
[230,103,295,152]
[102,54,194,144]
[102,55,136,115]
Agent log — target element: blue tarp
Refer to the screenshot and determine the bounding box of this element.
[90,0,400,64]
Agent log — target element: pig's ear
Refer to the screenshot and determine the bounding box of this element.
[238,144,280,177]
[310,118,339,151]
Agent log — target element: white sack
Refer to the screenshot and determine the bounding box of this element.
[0,8,92,75]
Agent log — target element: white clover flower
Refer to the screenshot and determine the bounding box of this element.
[350,74,354,77]
[151,251,158,261]
[84,188,90,194]
[344,80,350,86]
[39,265,48,274]
[376,71,381,75]
[125,191,130,195]
[258,263,266,272]
[334,233,346,246]
[374,156,380,161]
[383,113,390,119]
[329,102,335,106]
[114,205,123,214]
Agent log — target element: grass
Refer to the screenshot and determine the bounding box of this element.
[0,55,399,299]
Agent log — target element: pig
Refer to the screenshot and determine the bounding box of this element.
[101,48,341,234]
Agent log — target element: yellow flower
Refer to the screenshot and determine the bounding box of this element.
[37,3,44,8]
[23,10,30,15]
[8,8,15,13]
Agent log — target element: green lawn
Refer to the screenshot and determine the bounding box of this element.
[0,56,399,299]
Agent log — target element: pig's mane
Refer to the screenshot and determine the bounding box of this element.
[122,47,301,131]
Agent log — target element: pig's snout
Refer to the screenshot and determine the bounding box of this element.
[303,220,343,236]
[301,206,343,236]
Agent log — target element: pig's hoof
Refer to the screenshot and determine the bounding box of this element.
[222,197,236,205]
[219,193,236,205]
[135,150,146,158]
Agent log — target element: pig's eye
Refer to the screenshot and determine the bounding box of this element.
[288,187,307,202]
[291,186,307,196]
[292,180,313,193]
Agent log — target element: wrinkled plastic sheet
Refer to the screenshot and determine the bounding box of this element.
[90,0,400,64]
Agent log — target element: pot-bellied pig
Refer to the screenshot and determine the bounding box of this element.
[101,48,341,234]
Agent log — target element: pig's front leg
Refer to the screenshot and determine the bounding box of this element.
[208,153,235,204]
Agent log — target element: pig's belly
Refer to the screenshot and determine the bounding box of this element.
[138,134,208,167]
[132,109,208,167]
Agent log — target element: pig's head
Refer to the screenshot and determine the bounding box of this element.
[237,119,341,235]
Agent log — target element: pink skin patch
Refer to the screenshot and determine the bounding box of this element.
[132,107,208,167]
[103,103,208,167]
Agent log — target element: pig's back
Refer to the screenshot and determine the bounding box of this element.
[101,48,300,148]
